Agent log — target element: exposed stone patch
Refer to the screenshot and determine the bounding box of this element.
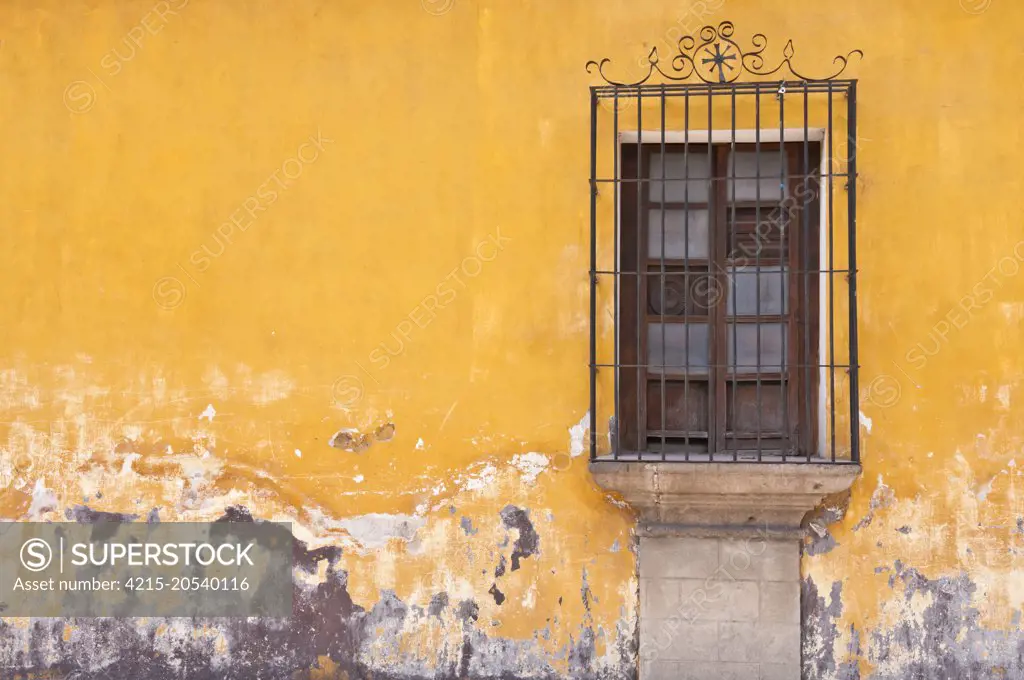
[328,422,396,452]
[802,577,858,680]
[852,477,896,532]
[488,583,506,605]
[0,506,634,679]
[805,532,839,556]
[455,599,479,624]
[427,592,449,619]
[65,505,139,523]
[803,490,852,556]
[375,422,396,442]
[328,428,372,452]
[805,563,1024,680]
[500,505,539,571]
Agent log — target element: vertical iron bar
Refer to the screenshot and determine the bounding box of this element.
[827,83,837,463]
[803,82,812,462]
[778,82,788,461]
[683,90,691,461]
[755,83,763,462]
[636,88,643,458]
[708,82,715,457]
[847,82,860,464]
[730,86,738,461]
[590,88,598,460]
[613,88,620,459]
[660,86,667,460]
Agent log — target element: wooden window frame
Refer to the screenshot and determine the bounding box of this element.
[618,140,821,458]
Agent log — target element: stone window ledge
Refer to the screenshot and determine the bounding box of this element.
[590,461,861,538]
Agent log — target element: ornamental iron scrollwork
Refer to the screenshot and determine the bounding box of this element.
[586,21,862,86]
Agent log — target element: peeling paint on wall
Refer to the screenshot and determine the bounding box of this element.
[4,1,1023,678]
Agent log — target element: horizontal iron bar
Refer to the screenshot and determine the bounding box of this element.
[592,454,860,464]
[592,269,856,276]
[592,80,857,98]
[591,363,854,369]
[594,173,855,182]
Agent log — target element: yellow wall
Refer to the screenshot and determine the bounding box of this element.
[0,0,1022,677]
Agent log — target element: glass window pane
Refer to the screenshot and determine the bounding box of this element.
[727,323,786,372]
[728,208,786,261]
[728,267,787,316]
[648,323,709,374]
[648,209,709,259]
[728,150,787,202]
[648,272,717,316]
[649,152,710,203]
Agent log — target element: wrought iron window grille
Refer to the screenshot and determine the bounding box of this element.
[587,22,862,464]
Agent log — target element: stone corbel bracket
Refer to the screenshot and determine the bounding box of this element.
[590,462,861,539]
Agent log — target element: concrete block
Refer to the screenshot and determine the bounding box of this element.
[640,619,718,662]
[642,660,761,680]
[757,623,801,665]
[640,536,720,579]
[718,622,799,665]
[760,581,800,624]
[676,579,759,622]
[719,539,799,582]
[641,578,680,621]
[640,659,679,680]
[759,663,801,680]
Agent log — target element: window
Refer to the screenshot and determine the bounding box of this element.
[586,25,861,463]
[618,140,821,459]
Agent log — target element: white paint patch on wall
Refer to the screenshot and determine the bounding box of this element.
[859,411,873,434]
[976,475,998,501]
[461,463,498,492]
[337,513,427,552]
[1000,301,1024,323]
[0,368,42,411]
[28,478,57,517]
[997,385,1011,410]
[250,369,295,405]
[203,366,231,400]
[230,365,295,405]
[511,453,550,483]
[569,411,590,457]
[121,453,142,475]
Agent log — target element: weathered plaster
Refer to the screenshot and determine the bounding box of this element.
[2,1,1024,677]
[0,363,636,678]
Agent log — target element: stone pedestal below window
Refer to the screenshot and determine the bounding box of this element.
[590,462,860,680]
